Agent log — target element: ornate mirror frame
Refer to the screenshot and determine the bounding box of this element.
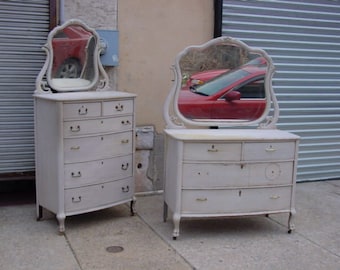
[35,19,109,93]
[163,36,279,129]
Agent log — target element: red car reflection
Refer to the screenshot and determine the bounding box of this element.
[183,57,267,89]
[178,64,266,120]
[52,25,93,78]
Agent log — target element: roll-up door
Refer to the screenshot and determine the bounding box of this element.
[0,1,50,174]
[221,0,340,182]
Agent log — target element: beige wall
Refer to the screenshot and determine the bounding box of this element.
[64,0,214,133]
[118,0,214,132]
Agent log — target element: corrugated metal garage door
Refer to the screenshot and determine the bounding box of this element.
[221,0,340,182]
[0,1,50,173]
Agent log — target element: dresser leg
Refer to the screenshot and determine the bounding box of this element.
[130,197,136,216]
[163,202,168,222]
[288,210,296,233]
[57,213,66,234]
[172,213,180,240]
[36,205,43,221]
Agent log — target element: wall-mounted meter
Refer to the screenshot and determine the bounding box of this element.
[96,30,119,66]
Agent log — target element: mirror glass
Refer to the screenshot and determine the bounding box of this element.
[171,38,273,127]
[46,21,99,92]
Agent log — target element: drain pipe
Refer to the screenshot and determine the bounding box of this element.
[59,0,65,25]
[214,0,222,38]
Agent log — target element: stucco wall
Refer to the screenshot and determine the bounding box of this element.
[118,0,214,132]
[64,0,214,133]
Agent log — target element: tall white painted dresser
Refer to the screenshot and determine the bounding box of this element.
[34,19,136,233]
[163,37,300,239]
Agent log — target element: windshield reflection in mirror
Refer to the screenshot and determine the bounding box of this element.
[178,58,267,121]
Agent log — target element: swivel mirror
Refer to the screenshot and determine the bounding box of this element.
[163,36,279,128]
[35,19,109,93]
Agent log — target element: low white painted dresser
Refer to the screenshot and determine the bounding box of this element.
[162,36,300,239]
[163,129,299,239]
[35,91,136,232]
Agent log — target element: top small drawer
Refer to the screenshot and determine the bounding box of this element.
[63,102,101,119]
[103,99,134,116]
[243,141,296,161]
[184,142,241,161]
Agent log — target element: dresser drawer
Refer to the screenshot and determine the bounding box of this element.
[183,161,294,188]
[64,155,133,188]
[243,142,296,161]
[184,142,241,161]
[65,177,134,212]
[248,162,294,186]
[103,99,134,116]
[63,102,101,119]
[63,115,133,137]
[64,131,133,163]
[183,163,248,188]
[181,186,292,214]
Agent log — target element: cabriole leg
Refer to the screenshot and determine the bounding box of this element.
[288,210,296,233]
[36,205,43,221]
[130,196,136,216]
[163,202,168,222]
[56,213,66,234]
[172,212,181,240]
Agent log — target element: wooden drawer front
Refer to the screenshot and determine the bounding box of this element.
[248,162,294,186]
[243,142,296,161]
[64,155,133,188]
[64,131,133,163]
[63,115,133,137]
[182,163,248,188]
[181,187,292,214]
[102,99,134,116]
[65,177,134,212]
[184,143,241,161]
[63,102,101,119]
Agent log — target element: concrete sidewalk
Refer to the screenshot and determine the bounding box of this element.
[0,180,339,270]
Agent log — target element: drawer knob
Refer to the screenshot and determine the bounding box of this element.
[70,125,80,132]
[122,185,130,193]
[72,196,82,203]
[71,171,82,178]
[121,139,129,144]
[121,163,129,170]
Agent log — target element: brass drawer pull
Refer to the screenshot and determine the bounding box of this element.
[121,120,131,125]
[270,195,280,200]
[121,163,129,170]
[71,171,82,178]
[78,106,88,115]
[208,144,218,152]
[115,104,124,111]
[72,196,82,203]
[70,146,80,150]
[121,139,129,144]
[196,197,208,202]
[70,125,80,132]
[265,146,276,152]
[122,185,130,193]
